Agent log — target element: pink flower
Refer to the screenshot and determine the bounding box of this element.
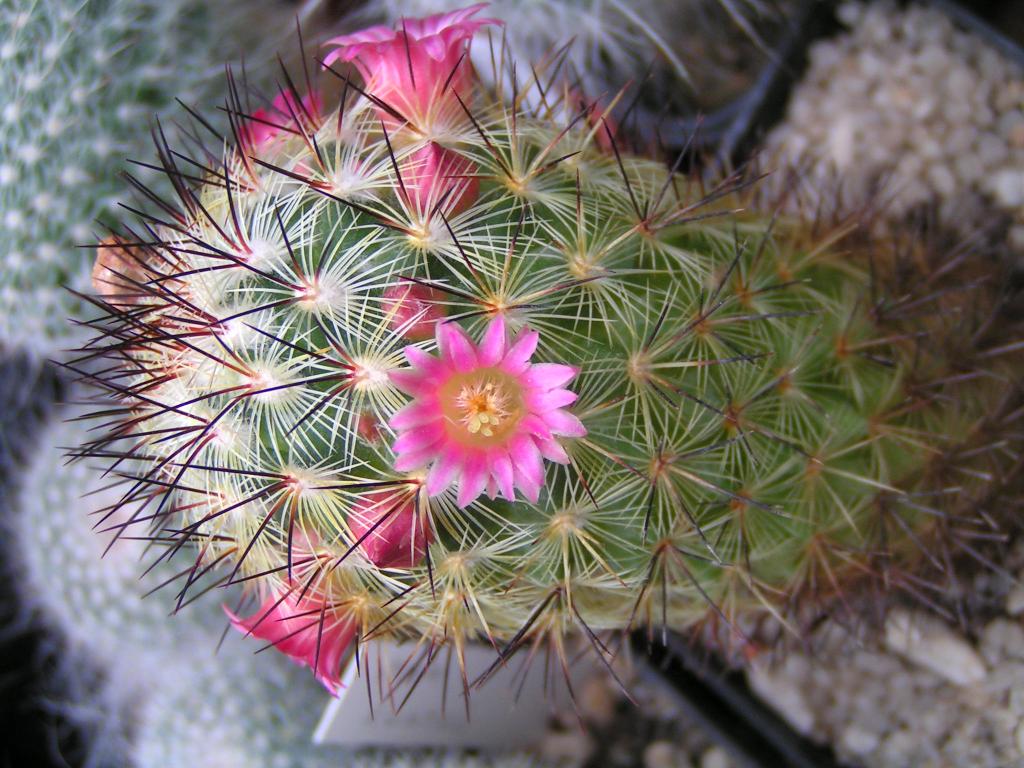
[389,316,586,508]
[383,280,447,340]
[401,142,479,217]
[226,589,354,696]
[323,4,499,130]
[348,488,432,568]
[245,89,322,151]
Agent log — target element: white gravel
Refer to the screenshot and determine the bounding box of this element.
[748,543,1024,768]
[765,1,1024,253]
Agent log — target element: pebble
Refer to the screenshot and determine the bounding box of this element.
[990,169,1024,209]
[746,659,815,735]
[1007,583,1024,616]
[644,740,690,768]
[539,728,595,765]
[578,675,618,726]
[699,746,731,768]
[841,724,881,755]
[884,610,987,686]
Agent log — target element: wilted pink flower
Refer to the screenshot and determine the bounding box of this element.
[356,410,382,443]
[92,236,146,303]
[245,89,322,150]
[383,280,447,340]
[390,316,586,507]
[568,87,618,153]
[323,4,499,130]
[348,488,432,568]
[226,589,354,696]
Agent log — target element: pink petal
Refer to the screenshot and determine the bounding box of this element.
[390,399,440,430]
[426,446,463,496]
[525,388,578,412]
[519,414,553,440]
[513,463,542,503]
[537,437,570,464]
[508,434,544,489]
[393,423,444,454]
[394,445,438,472]
[324,25,396,56]
[523,363,577,390]
[457,454,488,507]
[403,345,445,374]
[477,315,507,366]
[491,451,515,500]
[403,4,495,37]
[438,322,477,372]
[544,410,587,437]
[500,329,539,375]
[390,368,432,396]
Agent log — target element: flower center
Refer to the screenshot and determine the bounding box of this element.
[439,368,523,447]
[457,381,510,436]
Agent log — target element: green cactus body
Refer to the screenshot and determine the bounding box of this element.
[79,22,1021,690]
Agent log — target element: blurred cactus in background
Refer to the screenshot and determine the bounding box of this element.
[361,0,791,128]
[7,402,331,766]
[72,3,1023,700]
[10,400,549,766]
[0,0,307,355]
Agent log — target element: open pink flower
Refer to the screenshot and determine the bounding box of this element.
[348,488,432,568]
[390,316,586,507]
[245,89,322,151]
[226,589,355,696]
[323,4,498,130]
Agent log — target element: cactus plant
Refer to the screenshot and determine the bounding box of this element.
[73,6,1023,696]
[0,0,299,355]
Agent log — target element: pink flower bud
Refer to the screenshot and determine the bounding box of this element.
[383,281,447,340]
[348,489,431,568]
[245,89,322,151]
[356,411,382,443]
[401,141,479,218]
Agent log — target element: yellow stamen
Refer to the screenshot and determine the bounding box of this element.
[439,368,523,447]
